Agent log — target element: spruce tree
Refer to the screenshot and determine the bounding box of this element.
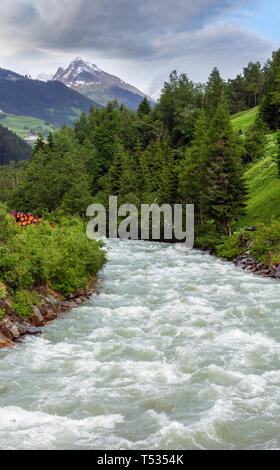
[109,145,124,195]
[137,97,151,117]
[204,105,247,235]
[32,134,45,155]
[205,68,227,114]
[178,111,209,225]
[158,143,178,205]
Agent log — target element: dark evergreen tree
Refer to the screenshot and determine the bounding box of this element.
[178,111,209,225]
[157,70,203,145]
[204,105,247,235]
[109,145,125,195]
[243,61,264,108]
[260,50,280,130]
[243,115,267,163]
[137,97,151,117]
[205,68,227,114]
[0,124,31,165]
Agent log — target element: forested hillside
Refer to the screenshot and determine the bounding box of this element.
[1,50,280,260]
[77,83,155,111]
[0,123,31,166]
[0,72,101,127]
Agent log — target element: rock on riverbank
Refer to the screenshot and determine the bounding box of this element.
[0,285,95,349]
[233,252,280,279]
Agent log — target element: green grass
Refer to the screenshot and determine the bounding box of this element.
[231,106,259,133]
[230,107,280,228]
[236,133,280,228]
[0,113,56,138]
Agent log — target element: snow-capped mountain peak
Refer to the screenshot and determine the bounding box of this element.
[52,57,151,99]
[53,57,107,85]
[51,57,155,110]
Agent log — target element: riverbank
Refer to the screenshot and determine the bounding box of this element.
[204,221,280,282]
[0,282,97,349]
[0,206,106,349]
[232,253,280,279]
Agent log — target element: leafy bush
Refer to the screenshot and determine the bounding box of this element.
[249,221,280,264]
[216,230,246,259]
[12,290,39,318]
[195,223,223,251]
[216,221,280,264]
[0,205,106,300]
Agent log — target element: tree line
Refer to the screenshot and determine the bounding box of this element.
[3,49,280,244]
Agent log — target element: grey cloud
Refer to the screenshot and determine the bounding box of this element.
[0,0,253,59]
[146,25,274,97]
[0,0,275,93]
[0,1,39,27]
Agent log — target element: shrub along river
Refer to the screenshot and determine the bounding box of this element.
[0,239,280,450]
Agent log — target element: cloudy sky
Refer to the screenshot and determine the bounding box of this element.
[0,0,279,96]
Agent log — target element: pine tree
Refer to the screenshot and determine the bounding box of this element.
[47,132,55,150]
[74,112,89,144]
[109,145,124,195]
[243,61,264,108]
[243,114,267,163]
[32,134,45,155]
[205,68,226,114]
[260,50,280,130]
[137,97,151,117]
[204,105,247,235]
[158,143,178,205]
[178,111,209,225]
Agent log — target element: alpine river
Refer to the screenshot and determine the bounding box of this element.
[0,239,280,450]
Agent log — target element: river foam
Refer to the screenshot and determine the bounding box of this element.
[0,239,280,449]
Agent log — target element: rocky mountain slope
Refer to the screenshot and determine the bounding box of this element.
[0,67,101,128]
[52,57,155,110]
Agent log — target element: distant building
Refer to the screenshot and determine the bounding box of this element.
[28,134,40,140]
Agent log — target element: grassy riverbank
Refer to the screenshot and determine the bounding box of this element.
[0,205,106,321]
[211,111,280,265]
[195,109,280,268]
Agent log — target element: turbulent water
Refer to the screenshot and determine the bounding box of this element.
[0,239,280,450]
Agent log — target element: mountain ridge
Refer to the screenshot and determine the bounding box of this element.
[51,57,155,110]
[0,67,101,129]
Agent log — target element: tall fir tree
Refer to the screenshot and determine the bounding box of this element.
[137,97,152,117]
[204,105,247,235]
[205,68,227,114]
[178,110,209,225]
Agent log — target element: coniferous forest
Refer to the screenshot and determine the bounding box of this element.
[1,49,280,328]
[0,123,31,166]
[2,51,280,252]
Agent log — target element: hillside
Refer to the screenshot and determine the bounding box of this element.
[52,57,155,111]
[0,113,56,138]
[231,106,259,133]
[237,134,280,227]
[228,107,279,227]
[75,83,155,111]
[0,123,31,165]
[0,68,101,128]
